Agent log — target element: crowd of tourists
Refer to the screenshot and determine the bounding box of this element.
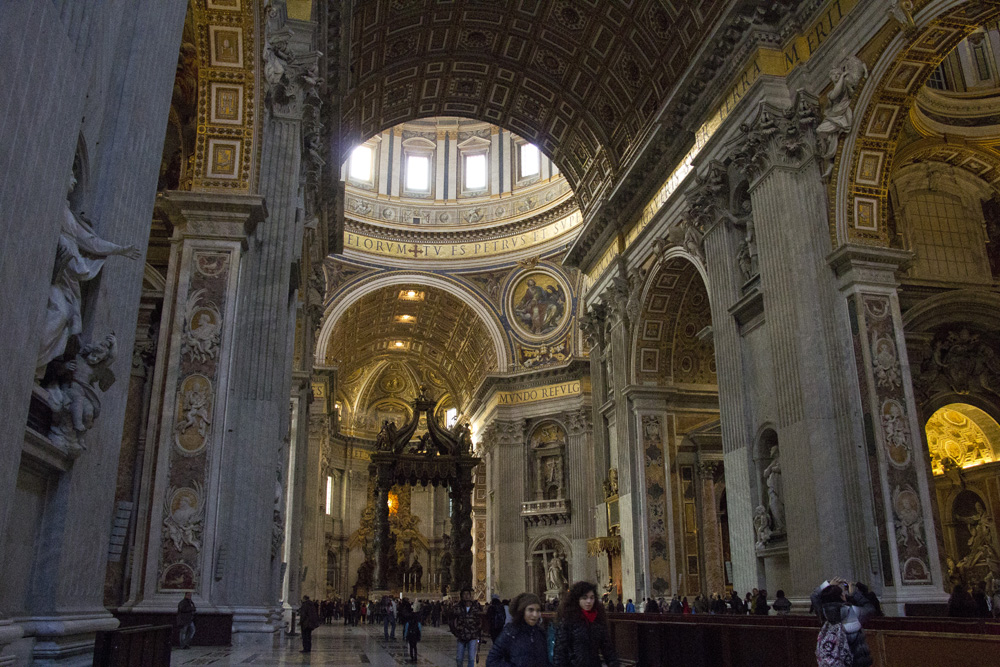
[278,574,999,666]
[601,588,795,616]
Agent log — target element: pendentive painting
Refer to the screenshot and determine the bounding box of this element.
[509,270,568,339]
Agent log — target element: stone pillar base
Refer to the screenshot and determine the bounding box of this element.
[20,611,119,666]
[230,607,283,648]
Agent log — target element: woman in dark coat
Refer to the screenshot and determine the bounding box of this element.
[486,592,550,667]
[553,581,619,667]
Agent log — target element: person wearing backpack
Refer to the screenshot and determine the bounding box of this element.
[811,577,876,667]
[405,603,423,663]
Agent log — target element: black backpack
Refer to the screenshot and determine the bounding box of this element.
[488,603,506,633]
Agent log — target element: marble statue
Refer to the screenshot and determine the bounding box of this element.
[816,56,868,178]
[39,177,140,369]
[753,504,772,550]
[546,552,566,593]
[763,446,785,533]
[958,502,1000,571]
[45,333,118,455]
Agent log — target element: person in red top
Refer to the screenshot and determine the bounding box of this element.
[553,581,618,667]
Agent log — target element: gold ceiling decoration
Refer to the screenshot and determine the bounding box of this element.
[634,257,716,387]
[327,284,499,412]
[925,403,1000,475]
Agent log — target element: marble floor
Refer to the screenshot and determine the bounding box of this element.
[172,621,482,666]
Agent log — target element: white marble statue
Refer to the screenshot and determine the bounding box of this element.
[753,504,772,550]
[46,333,118,455]
[816,56,868,178]
[546,553,566,592]
[38,176,140,369]
[763,445,785,533]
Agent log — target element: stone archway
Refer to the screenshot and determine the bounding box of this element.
[314,272,511,372]
[832,1,1000,246]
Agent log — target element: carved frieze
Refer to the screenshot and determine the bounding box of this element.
[913,328,1000,402]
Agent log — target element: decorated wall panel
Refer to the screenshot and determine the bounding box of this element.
[849,293,933,587]
[158,249,236,592]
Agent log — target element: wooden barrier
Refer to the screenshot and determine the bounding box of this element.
[93,624,172,667]
[113,611,234,647]
[605,613,1000,667]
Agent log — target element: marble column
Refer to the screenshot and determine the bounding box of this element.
[483,420,525,598]
[829,245,946,608]
[565,408,597,584]
[724,93,870,595]
[210,17,319,643]
[133,192,263,613]
[698,461,726,595]
[602,284,644,602]
[696,187,758,595]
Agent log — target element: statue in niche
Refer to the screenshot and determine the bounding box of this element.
[546,552,567,593]
[45,333,118,455]
[763,446,785,534]
[543,456,564,499]
[753,505,773,550]
[816,56,869,178]
[38,175,141,370]
[957,502,1000,571]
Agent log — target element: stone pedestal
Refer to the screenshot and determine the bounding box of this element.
[131,192,263,614]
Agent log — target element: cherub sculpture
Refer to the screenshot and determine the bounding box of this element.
[46,333,118,455]
[817,56,869,178]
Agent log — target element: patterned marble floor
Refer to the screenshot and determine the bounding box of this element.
[172,621,482,666]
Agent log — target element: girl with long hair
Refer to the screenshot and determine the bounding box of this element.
[553,581,619,667]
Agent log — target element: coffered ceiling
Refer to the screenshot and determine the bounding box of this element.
[342,0,729,211]
[326,284,500,408]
